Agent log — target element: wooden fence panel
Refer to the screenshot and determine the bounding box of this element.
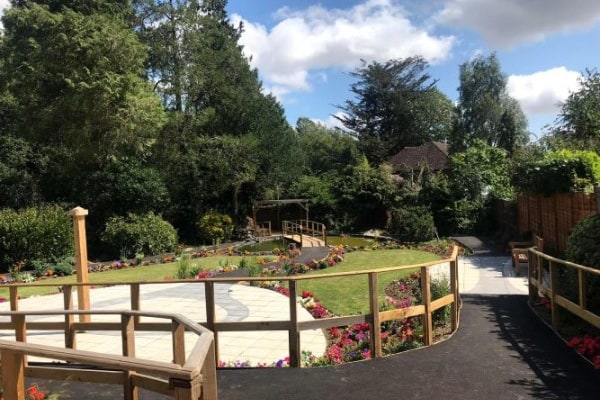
[514,190,598,254]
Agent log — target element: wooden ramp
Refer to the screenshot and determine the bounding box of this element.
[283,234,326,248]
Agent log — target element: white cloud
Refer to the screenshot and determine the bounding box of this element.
[507,67,581,116]
[0,0,9,28]
[233,0,455,97]
[312,112,349,131]
[436,0,600,48]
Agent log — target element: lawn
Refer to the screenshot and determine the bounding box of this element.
[0,256,244,300]
[1,249,441,318]
[297,249,440,316]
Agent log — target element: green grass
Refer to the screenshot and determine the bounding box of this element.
[326,235,376,247]
[297,249,439,316]
[237,239,287,252]
[0,256,244,300]
[1,249,440,317]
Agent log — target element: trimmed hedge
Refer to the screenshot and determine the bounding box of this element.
[101,212,178,259]
[0,205,73,270]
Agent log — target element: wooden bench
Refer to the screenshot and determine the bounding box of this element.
[509,235,543,275]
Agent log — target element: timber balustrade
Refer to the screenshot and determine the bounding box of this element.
[528,248,600,330]
[0,309,217,400]
[0,246,460,395]
[282,219,327,245]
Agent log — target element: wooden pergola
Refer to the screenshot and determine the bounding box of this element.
[252,199,310,231]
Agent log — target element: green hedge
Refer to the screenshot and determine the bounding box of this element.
[101,212,178,259]
[0,205,73,269]
[513,150,600,195]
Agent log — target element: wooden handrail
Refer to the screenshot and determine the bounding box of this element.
[2,246,461,376]
[0,309,217,400]
[528,248,600,330]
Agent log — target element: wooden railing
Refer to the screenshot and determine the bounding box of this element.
[1,247,459,371]
[282,219,327,245]
[0,309,217,400]
[528,248,600,330]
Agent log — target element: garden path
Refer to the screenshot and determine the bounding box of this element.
[218,237,600,400]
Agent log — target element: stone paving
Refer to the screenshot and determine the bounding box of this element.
[0,281,327,365]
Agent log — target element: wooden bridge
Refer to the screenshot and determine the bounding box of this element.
[282,220,327,247]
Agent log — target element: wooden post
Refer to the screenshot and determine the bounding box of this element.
[288,280,300,367]
[368,272,382,358]
[578,269,587,311]
[549,261,560,330]
[201,340,218,400]
[122,313,138,400]
[63,285,76,349]
[131,284,141,326]
[1,350,26,400]
[450,256,459,332]
[69,207,91,323]
[420,266,433,346]
[204,281,219,363]
[172,320,186,366]
[9,285,18,324]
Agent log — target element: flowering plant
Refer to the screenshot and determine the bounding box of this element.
[567,334,600,369]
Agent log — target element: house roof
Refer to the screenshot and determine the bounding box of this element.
[389,142,449,171]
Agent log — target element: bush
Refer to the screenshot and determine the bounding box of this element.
[197,211,233,246]
[101,212,178,259]
[431,277,451,327]
[389,206,437,242]
[565,214,600,314]
[0,205,73,270]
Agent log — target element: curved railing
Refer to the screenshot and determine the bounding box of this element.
[282,219,327,246]
[527,248,600,329]
[1,247,460,372]
[0,309,216,400]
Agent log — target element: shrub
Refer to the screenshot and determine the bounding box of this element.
[514,150,600,195]
[197,211,234,246]
[389,206,437,242]
[101,212,178,259]
[565,214,600,314]
[0,205,73,270]
[431,277,451,327]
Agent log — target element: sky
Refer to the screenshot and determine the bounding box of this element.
[1,1,599,140]
[224,0,600,140]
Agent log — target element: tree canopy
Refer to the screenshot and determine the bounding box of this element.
[336,57,453,164]
[452,53,529,154]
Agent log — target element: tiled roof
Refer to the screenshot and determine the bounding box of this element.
[389,142,449,171]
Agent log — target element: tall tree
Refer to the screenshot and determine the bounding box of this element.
[336,57,452,165]
[547,69,600,151]
[452,53,528,153]
[0,1,165,165]
[295,118,362,175]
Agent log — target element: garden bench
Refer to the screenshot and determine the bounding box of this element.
[509,235,543,275]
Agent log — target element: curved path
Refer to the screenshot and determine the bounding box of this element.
[218,238,600,400]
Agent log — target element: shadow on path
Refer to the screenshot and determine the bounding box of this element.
[218,295,599,400]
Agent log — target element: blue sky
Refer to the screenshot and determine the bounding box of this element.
[226,0,600,140]
[1,1,599,139]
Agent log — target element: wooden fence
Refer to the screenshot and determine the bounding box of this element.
[528,248,600,331]
[516,191,599,254]
[1,247,459,375]
[0,309,217,400]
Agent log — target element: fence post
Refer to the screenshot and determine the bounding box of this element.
[420,266,433,346]
[9,285,18,324]
[1,350,26,400]
[368,272,382,358]
[69,206,91,323]
[204,281,219,364]
[121,313,138,400]
[63,285,76,349]
[578,269,587,311]
[450,255,459,332]
[288,280,300,367]
[549,261,560,330]
[131,284,141,326]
